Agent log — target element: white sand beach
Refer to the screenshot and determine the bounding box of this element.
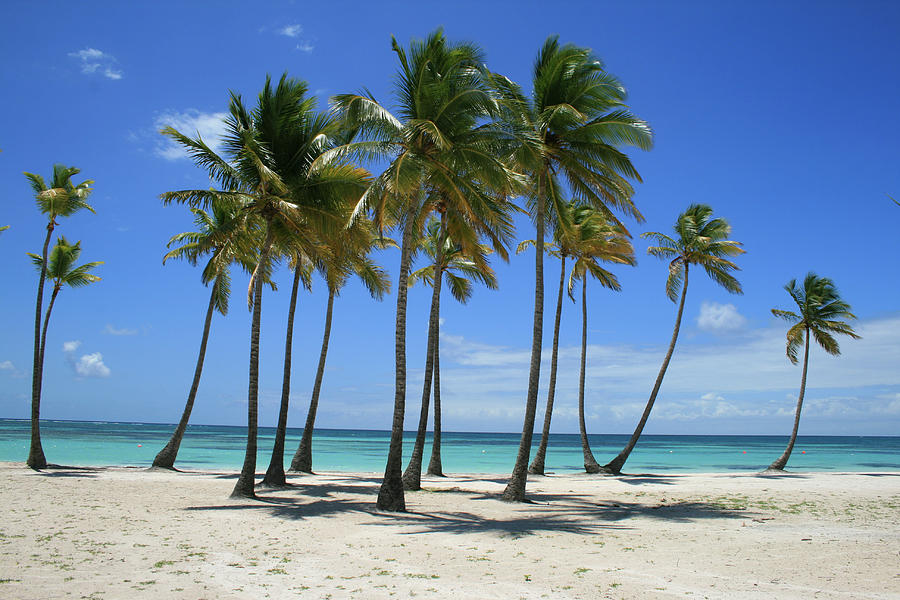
[0,462,897,599]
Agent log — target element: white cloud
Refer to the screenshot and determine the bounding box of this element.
[0,361,14,371]
[69,48,123,80]
[104,324,137,336]
[296,41,314,53]
[278,24,302,37]
[419,315,900,432]
[62,340,82,353]
[74,353,111,378]
[697,301,747,333]
[154,110,228,160]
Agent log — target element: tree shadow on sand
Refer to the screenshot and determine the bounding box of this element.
[182,475,751,535]
[28,465,101,478]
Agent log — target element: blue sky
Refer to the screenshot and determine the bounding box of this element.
[2,1,898,436]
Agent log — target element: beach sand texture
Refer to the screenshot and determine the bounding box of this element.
[0,463,897,599]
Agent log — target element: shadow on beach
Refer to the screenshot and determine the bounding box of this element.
[182,473,750,536]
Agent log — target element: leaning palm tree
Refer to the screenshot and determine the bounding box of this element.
[152,201,259,469]
[601,204,744,474]
[563,207,635,473]
[24,165,94,469]
[402,216,498,489]
[768,274,859,471]
[161,74,363,498]
[492,37,653,501]
[28,237,102,382]
[326,29,518,510]
[288,217,391,474]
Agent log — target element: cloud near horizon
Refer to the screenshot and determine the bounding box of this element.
[425,315,900,434]
[69,48,123,80]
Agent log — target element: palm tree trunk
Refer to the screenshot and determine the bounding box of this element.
[426,314,444,477]
[231,224,274,498]
[290,287,336,474]
[578,277,600,472]
[602,264,689,475]
[529,255,566,475]
[402,225,446,491]
[376,218,416,511]
[152,281,218,469]
[768,327,810,471]
[503,174,546,502]
[28,223,54,470]
[262,263,303,487]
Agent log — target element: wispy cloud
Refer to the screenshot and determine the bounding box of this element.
[69,48,123,80]
[697,301,747,333]
[154,110,228,160]
[425,315,900,433]
[278,24,302,38]
[63,341,111,378]
[295,41,314,53]
[0,360,13,371]
[103,324,138,336]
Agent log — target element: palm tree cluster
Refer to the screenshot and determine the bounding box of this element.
[22,29,859,507]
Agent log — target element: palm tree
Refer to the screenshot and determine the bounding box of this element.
[161,74,364,498]
[28,237,102,389]
[492,37,652,501]
[327,29,518,511]
[524,201,630,475]
[259,110,373,488]
[562,206,636,473]
[152,201,258,469]
[768,274,859,471]
[24,165,94,469]
[288,218,391,474]
[402,216,498,489]
[601,204,744,474]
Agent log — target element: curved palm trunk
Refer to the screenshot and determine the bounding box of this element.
[152,282,218,469]
[261,264,303,487]
[768,327,810,471]
[578,278,601,473]
[290,287,336,473]
[402,225,446,491]
[28,223,54,470]
[426,323,444,477]
[529,255,566,475]
[231,224,274,499]
[603,265,690,475]
[503,175,546,502]
[376,219,416,511]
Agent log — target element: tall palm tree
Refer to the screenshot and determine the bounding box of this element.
[492,37,652,501]
[402,216,498,489]
[289,218,391,474]
[601,204,744,474]
[152,201,259,469]
[24,165,94,469]
[327,29,518,511]
[562,207,636,473]
[260,110,373,488]
[768,274,859,471]
[161,74,364,498]
[28,237,102,385]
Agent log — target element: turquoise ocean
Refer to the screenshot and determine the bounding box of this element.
[1,419,898,473]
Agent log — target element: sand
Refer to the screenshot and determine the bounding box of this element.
[0,462,897,599]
